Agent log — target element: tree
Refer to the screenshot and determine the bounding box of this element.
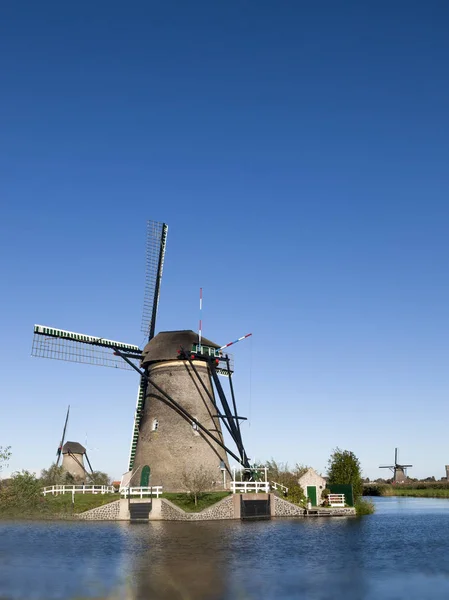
[40,463,74,486]
[327,448,363,500]
[265,459,309,489]
[181,465,215,506]
[0,446,11,477]
[89,471,111,486]
[286,483,306,505]
[3,470,42,509]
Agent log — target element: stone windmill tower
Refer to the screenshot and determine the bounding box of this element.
[56,406,94,482]
[32,220,252,492]
[132,330,231,491]
[61,442,91,480]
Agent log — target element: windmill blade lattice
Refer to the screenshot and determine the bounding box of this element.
[32,325,142,371]
[141,220,168,339]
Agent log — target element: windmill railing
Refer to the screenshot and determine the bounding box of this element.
[270,481,289,494]
[42,485,116,496]
[120,486,163,498]
[231,481,270,494]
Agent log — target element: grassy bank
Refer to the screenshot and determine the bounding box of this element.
[355,498,375,515]
[364,483,449,498]
[161,491,230,512]
[0,493,118,519]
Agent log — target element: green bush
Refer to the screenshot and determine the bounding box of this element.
[3,471,42,508]
[286,484,306,506]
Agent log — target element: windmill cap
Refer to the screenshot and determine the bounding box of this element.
[62,441,86,454]
[141,330,219,365]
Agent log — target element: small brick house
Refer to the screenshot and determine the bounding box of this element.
[298,468,327,507]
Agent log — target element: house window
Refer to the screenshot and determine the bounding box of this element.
[152,419,159,431]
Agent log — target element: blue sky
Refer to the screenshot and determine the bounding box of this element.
[1,1,449,481]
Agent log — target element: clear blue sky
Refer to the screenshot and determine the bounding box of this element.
[1,1,449,481]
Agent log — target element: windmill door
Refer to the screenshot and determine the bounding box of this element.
[307,486,317,507]
[140,465,150,487]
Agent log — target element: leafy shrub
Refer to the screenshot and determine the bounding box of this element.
[286,484,306,505]
[0,470,42,511]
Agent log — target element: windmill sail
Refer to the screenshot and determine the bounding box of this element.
[127,220,167,470]
[56,405,70,466]
[32,325,142,370]
[141,220,168,340]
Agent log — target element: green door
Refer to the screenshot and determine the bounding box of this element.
[140,465,150,487]
[307,486,317,507]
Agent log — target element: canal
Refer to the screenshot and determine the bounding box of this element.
[1,497,449,599]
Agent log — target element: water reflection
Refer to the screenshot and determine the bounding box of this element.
[126,521,229,600]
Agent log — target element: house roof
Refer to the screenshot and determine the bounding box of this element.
[62,441,86,455]
[298,467,326,483]
[141,330,219,365]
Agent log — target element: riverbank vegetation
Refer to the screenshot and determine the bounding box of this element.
[264,460,307,506]
[0,448,115,519]
[354,498,375,515]
[0,470,117,519]
[364,482,449,498]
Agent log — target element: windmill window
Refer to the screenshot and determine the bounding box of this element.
[152,419,159,431]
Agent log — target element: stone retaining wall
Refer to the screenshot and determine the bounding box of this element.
[76,500,121,520]
[75,495,356,521]
[274,496,305,517]
[311,507,356,516]
[161,495,235,521]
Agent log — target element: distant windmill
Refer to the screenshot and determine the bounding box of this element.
[56,406,94,482]
[379,448,412,483]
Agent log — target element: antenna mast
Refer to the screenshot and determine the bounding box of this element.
[199,287,203,348]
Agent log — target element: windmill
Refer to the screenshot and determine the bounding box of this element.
[379,447,413,484]
[56,405,94,482]
[32,220,252,492]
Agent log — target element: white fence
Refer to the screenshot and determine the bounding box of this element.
[231,481,270,494]
[42,485,115,496]
[271,481,289,494]
[328,493,345,507]
[120,486,163,498]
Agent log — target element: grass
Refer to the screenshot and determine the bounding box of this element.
[46,492,118,513]
[355,498,375,515]
[0,493,118,519]
[382,488,449,498]
[364,483,449,498]
[161,491,231,512]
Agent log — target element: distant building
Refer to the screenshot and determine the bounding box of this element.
[445,465,449,481]
[298,468,327,507]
